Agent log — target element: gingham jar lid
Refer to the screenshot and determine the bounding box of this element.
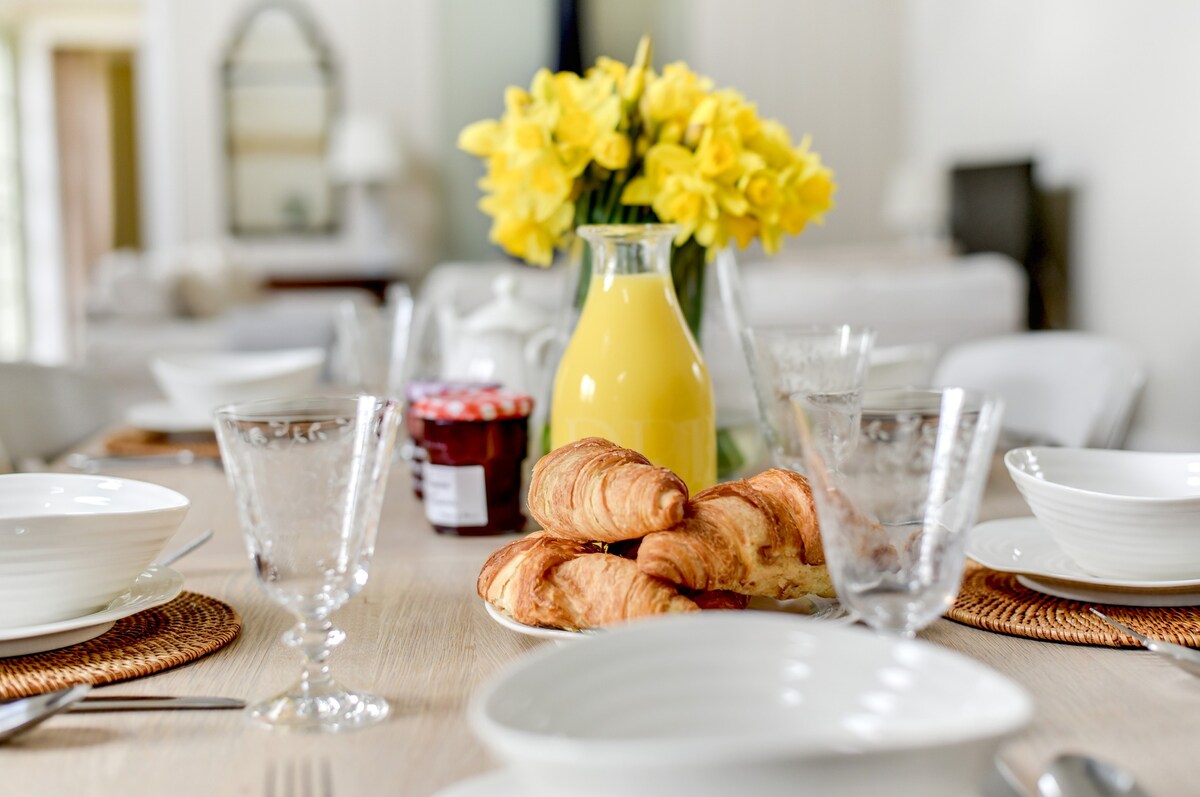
[412,389,534,422]
[404,380,500,402]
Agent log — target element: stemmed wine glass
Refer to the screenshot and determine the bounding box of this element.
[214,395,401,731]
[796,388,1003,637]
[743,324,876,473]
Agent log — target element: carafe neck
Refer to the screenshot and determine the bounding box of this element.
[578,224,678,278]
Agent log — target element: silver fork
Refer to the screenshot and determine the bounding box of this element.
[265,758,334,797]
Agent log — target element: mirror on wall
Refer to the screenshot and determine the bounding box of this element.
[222,1,337,236]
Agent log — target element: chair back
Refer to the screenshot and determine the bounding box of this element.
[932,332,1145,448]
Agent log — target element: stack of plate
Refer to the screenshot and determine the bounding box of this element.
[0,474,189,656]
[968,448,1200,607]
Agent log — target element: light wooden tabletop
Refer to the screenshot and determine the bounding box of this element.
[4,453,1199,797]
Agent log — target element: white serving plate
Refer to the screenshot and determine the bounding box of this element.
[429,768,993,797]
[483,593,850,645]
[0,565,184,657]
[968,517,1200,606]
[125,401,215,434]
[471,612,1031,797]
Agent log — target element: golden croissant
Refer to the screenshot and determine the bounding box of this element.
[477,534,698,630]
[527,437,688,543]
[636,468,834,600]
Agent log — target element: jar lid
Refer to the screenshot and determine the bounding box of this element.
[412,389,534,421]
[404,380,500,402]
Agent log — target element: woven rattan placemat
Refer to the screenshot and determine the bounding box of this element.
[947,563,1200,648]
[0,592,241,698]
[104,427,221,460]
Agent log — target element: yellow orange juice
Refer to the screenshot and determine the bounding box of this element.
[550,271,716,493]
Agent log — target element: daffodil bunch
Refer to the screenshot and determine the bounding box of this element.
[458,36,835,267]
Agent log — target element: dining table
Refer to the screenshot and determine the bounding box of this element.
[4,439,1200,797]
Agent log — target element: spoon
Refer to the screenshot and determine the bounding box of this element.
[1037,753,1149,797]
[154,529,214,567]
[0,684,91,743]
[1090,608,1200,677]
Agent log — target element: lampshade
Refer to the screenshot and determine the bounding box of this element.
[327,112,403,185]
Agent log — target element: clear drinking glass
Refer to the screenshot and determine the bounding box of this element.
[333,287,415,397]
[214,395,401,731]
[743,324,876,474]
[797,388,1003,637]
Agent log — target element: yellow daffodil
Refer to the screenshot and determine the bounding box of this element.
[458,37,835,266]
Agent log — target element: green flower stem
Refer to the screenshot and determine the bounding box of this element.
[670,237,707,343]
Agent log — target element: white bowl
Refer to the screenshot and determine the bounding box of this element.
[150,348,325,415]
[1005,447,1200,580]
[0,474,189,628]
[470,613,1032,797]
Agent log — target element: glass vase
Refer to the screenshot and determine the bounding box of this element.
[549,224,717,493]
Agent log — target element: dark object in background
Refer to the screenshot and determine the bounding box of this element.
[555,0,584,74]
[950,160,1071,330]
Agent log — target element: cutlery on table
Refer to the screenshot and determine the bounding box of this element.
[266,757,334,797]
[1038,753,1149,797]
[67,695,244,712]
[984,753,1148,797]
[155,528,215,567]
[0,684,91,742]
[0,687,246,743]
[1090,608,1200,677]
[65,451,205,472]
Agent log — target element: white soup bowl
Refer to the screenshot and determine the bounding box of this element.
[0,474,189,627]
[1005,447,1200,580]
[471,612,1032,797]
[150,348,325,416]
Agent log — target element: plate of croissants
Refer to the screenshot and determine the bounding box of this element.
[477,437,847,639]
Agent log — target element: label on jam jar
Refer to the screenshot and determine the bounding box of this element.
[423,464,488,527]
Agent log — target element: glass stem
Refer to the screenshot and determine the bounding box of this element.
[288,616,344,696]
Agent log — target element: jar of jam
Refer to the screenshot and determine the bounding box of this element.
[412,389,533,535]
[404,380,499,498]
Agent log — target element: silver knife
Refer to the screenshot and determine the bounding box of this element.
[67,696,245,712]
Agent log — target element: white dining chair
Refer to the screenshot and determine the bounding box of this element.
[932,331,1146,449]
[0,362,116,469]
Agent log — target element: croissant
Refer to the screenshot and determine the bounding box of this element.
[636,468,835,600]
[527,437,688,543]
[478,534,698,630]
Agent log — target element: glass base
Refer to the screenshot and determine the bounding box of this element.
[247,682,390,733]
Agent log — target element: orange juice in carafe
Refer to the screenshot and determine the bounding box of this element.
[550,225,716,493]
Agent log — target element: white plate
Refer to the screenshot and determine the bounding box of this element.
[968,517,1200,606]
[432,769,518,797]
[125,401,214,434]
[0,565,184,657]
[483,593,851,644]
[433,768,989,797]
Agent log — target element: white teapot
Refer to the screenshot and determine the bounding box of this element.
[438,273,557,395]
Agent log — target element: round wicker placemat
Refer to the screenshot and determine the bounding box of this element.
[104,427,221,460]
[0,592,241,699]
[948,564,1200,648]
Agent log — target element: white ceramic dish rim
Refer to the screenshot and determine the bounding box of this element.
[967,517,1200,588]
[0,564,183,640]
[483,595,852,643]
[125,401,215,433]
[470,613,1033,767]
[0,473,190,521]
[1005,447,1200,505]
[483,603,599,641]
[151,347,325,387]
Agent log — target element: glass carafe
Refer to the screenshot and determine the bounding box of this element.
[550,224,716,493]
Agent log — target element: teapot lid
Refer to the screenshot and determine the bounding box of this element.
[462,273,550,336]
